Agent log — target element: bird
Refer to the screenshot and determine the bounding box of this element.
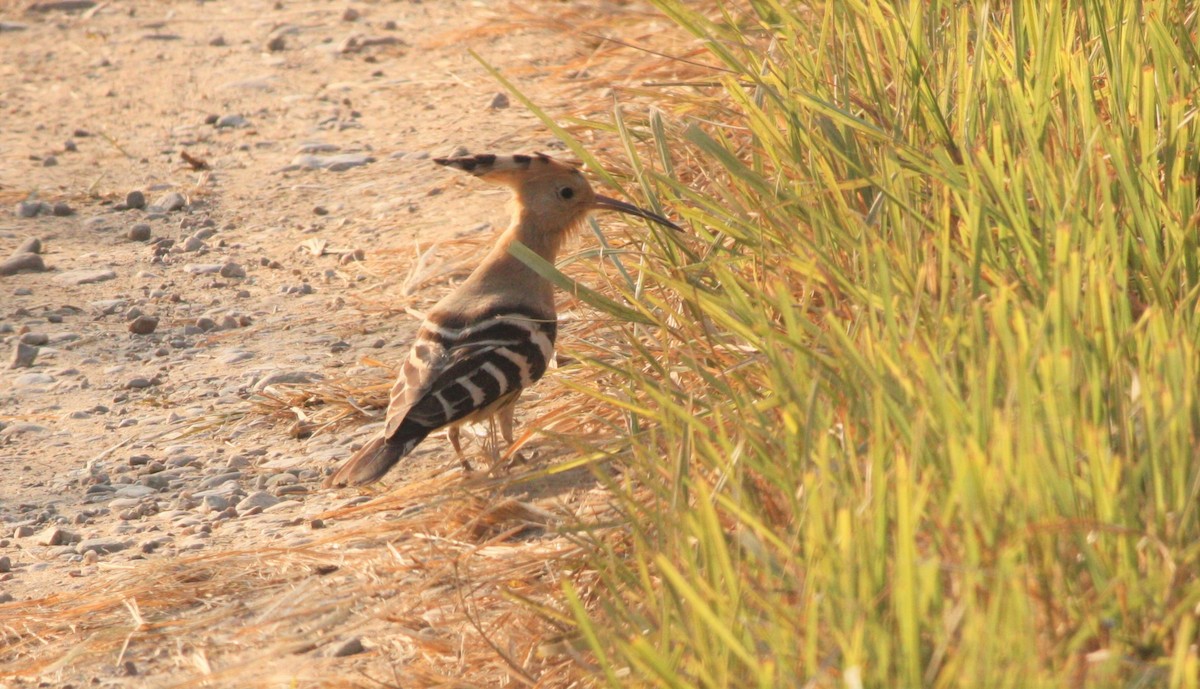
[325,152,680,487]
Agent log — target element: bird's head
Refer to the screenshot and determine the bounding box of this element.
[434,153,680,238]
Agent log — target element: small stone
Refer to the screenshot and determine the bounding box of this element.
[12,373,53,388]
[339,248,365,264]
[254,369,324,390]
[371,338,386,348]
[183,236,206,252]
[291,153,375,171]
[218,315,240,331]
[36,526,76,547]
[76,537,131,555]
[218,349,253,364]
[209,34,226,46]
[488,92,510,109]
[329,637,365,657]
[27,1,97,12]
[150,192,186,213]
[183,263,224,275]
[15,237,42,254]
[128,315,159,335]
[195,317,217,332]
[0,253,45,276]
[341,7,359,21]
[19,332,48,345]
[15,201,42,218]
[236,490,281,514]
[127,224,152,241]
[125,190,146,209]
[266,34,286,51]
[52,202,72,216]
[64,140,77,152]
[0,555,11,572]
[9,342,38,369]
[43,156,58,167]
[201,495,230,513]
[125,377,154,389]
[54,269,116,286]
[313,206,328,216]
[219,262,246,278]
[128,454,151,466]
[216,114,249,129]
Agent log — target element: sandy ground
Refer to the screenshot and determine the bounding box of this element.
[0,1,686,685]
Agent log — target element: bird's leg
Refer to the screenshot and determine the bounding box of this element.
[497,396,518,445]
[447,424,473,472]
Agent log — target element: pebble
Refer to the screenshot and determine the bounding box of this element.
[114,484,155,498]
[124,377,154,389]
[52,202,72,216]
[150,192,187,213]
[216,114,249,129]
[13,373,54,387]
[1,422,49,436]
[195,317,217,331]
[184,263,224,275]
[201,495,230,513]
[0,555,10,573]
[125,190,146,209]
[254,369,324,390]
[198,471,242,490]
[43,156,58,167]
[339,248,365,264]
[54,269,117,286]
[183,236,206,252]
[15,236,42,254]
[219,262,246,278]
[488,92,510,109]
[127,224,152,241]
[128,315,159,335]
[10,342,38,369]
[341,7,359,21]
[329,637,365,657]
[290,153,375,171]
[281,283,313,295]
[209,35,226,47]
[236,491,280,514]
[20,332,48,345]
[15,201,50,218]
[76,537,130,555]
[0,253,46,276]
[35,526,76,547]
[219,349,254,364]
[296,142,340,154]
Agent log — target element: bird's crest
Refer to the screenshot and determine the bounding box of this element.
[434,152,581,184]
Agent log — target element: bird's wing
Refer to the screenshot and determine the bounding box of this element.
[383,310,556,441]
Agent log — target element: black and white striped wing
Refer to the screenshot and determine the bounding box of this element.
[383,309,557,442]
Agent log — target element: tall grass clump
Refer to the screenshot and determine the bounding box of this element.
[542,1,1200,687]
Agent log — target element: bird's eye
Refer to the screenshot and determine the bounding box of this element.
[559,186,575,200]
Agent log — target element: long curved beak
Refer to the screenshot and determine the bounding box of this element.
[592,194,682,231]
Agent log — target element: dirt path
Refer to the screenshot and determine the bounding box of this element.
[0,1,684,685]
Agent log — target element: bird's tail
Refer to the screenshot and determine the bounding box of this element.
[323,433,426,487]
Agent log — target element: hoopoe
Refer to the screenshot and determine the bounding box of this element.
[325,152,679,487]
